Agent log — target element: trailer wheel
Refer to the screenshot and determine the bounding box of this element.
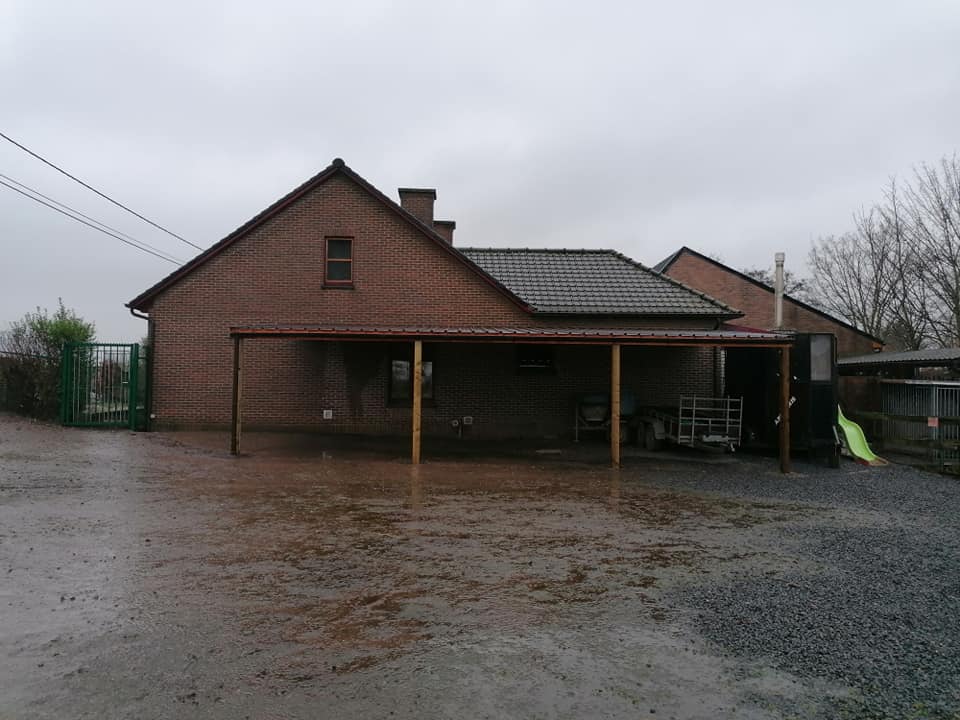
[643,423,663,451]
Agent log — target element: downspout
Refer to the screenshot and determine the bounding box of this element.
[713,319,724,395]
[128,307,152,430]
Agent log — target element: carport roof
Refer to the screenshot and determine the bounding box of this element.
[229,324,790,346]
[838,347,960,368]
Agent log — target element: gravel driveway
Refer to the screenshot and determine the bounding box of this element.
[1,413,958,719]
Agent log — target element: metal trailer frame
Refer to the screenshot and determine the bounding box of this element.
[638,395,744,452]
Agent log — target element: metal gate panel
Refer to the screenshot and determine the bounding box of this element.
[60,343,142,428]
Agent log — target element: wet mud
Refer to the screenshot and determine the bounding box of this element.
[1,417,861,718]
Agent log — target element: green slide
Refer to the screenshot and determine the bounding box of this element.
[837,406,887,466]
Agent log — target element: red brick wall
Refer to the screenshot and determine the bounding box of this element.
[198,340,717,440]
[663,252,879,357]
[144,173,722,431]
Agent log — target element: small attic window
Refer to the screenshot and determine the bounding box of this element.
[325,237,353,286]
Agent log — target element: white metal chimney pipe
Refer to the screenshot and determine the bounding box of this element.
[774,252,785,329]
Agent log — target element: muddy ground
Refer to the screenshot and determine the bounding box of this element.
[1,413,957,719]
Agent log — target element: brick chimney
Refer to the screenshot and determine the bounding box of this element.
[398,188,436,225]
[433,220,456,244]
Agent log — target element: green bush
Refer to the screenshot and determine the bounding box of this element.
[0,300,95,419]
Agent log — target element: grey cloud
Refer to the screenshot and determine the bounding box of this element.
[2,0,959,339]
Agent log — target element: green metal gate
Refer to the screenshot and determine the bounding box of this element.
[60,343,147,429]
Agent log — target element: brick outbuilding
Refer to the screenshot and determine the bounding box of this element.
[654,247,882,358]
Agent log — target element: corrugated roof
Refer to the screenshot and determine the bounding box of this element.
[459,248,738,316]
[230,324,788,345]
[839,347,960,367]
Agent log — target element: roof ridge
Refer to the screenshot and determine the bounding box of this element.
[651,248,683,273]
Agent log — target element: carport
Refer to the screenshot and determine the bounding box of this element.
[227,325,794,472]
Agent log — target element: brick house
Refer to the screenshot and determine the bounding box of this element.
[127,159,792,467]
[654,247,882,357]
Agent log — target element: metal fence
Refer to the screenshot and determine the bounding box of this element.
[880,379,960,470]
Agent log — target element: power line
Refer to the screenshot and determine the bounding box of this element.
[0,176,181,265]
[0,176,181,264]
[0,130,203,250]
[0,173,183,263]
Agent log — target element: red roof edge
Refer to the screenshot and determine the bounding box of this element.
[227,324,793,346]
[126,158,532,313]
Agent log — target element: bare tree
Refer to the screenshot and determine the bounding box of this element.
[900,155,960,346]
[807,207,903,342]
[877,180,931,350]
[805,156,960,350]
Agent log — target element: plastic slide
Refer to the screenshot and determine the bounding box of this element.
[837,406,888,466]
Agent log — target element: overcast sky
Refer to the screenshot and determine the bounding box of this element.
[2,1,959,340]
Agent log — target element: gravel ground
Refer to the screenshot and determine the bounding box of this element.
[661,459,960,719]
[3,416,960,719]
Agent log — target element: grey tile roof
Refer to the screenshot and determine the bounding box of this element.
[839,347,960,367]
[459,248,738,316]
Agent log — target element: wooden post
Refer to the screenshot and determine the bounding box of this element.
[611,343,621,469]
[230,336,243,455]
[779,345,791,474]
[412,339,422,464]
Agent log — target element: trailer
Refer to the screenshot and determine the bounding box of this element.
[637,396,743,452]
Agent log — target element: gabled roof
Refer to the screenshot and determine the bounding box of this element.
[654,246,884,343]
[126,159,530,312]
[459,248,739,316]
[127,164,740,321]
